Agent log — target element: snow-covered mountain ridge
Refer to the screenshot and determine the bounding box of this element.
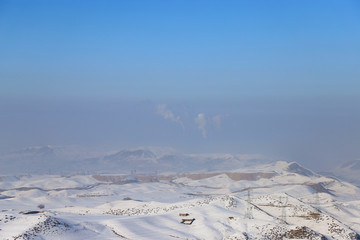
[1,161,360,239]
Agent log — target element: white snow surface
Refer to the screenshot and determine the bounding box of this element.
[1,161,360,239]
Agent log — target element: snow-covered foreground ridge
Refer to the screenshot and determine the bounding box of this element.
[1,161,360,239]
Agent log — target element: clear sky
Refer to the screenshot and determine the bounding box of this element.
[1,0,360,170]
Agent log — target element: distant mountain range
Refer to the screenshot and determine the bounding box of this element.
[0,146,273,175]
[1,145,359,188]
[0,145,96,174]
[330,159,360,186]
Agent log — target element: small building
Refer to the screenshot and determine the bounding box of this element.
[18,210,44,215]
[181,218,195,225]
[179,213,189,217]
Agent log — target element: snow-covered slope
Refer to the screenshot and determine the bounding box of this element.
[1,161,360,239]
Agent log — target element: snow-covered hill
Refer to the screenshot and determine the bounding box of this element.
[1,161,360,239]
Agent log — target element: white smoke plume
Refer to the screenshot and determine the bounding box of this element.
[212,114,228,128]
[212,115,222,128]
[157,104,184,129]
[195,113,207,138]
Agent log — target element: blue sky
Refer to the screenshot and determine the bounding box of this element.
[1,0,360,170]
[1,0,360,99]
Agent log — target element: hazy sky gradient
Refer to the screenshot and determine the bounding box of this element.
[1,0,360,170]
